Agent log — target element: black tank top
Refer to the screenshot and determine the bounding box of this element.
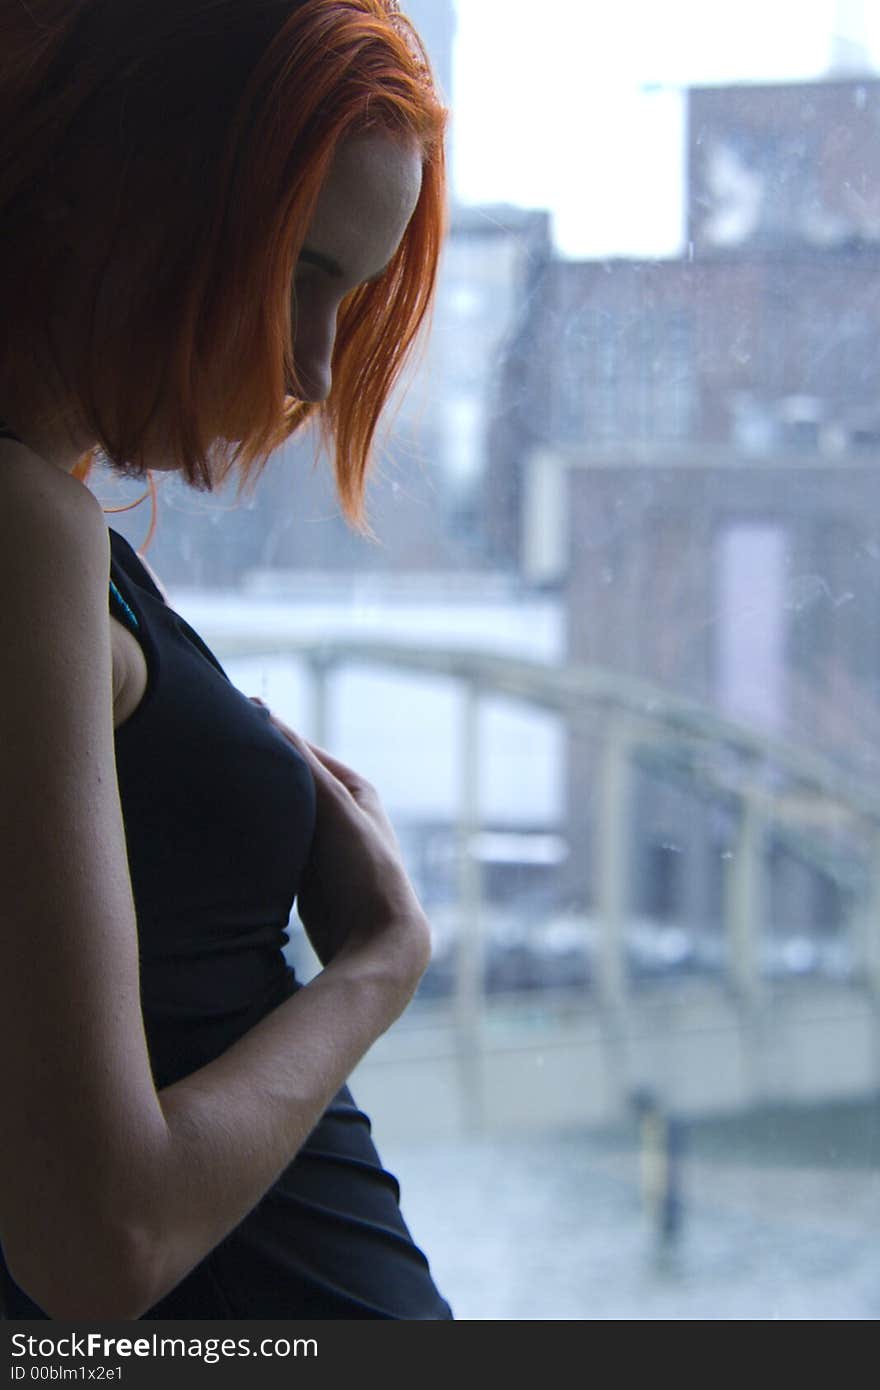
[0,422,452,1319]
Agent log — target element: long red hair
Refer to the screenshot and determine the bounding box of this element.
[0,1,448,539]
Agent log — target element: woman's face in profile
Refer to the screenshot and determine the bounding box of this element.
[140,131,422,473]
[288,131,423,403]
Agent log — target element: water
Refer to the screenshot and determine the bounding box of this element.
[380,1103,880,1320]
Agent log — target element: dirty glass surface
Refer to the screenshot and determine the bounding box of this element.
[102,0,880,1320]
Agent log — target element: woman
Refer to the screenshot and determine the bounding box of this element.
[0,0,452,1319]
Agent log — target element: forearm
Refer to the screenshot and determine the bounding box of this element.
[134,942,418,1316]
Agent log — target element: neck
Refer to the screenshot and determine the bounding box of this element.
[0,396,94,476]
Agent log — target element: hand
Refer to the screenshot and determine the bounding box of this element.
[249,699,431,989]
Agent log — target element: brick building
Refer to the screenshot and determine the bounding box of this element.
[489,77,880,930]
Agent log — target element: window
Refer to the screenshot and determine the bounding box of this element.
[100,0,880,1321]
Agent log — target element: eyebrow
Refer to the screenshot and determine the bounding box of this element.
[298,245,392,285]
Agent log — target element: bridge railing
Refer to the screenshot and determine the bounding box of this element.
[179,624,880,1127]
[198,628,880,1018]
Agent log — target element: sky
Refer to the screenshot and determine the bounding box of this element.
[450,0,880,260]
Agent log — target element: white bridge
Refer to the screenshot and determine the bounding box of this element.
[199,619,880,1138]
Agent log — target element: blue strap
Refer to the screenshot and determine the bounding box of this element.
[109,577,140,632]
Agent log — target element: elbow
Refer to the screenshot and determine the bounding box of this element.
[8,1219,158,1321]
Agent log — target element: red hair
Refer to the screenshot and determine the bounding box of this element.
[0,1,449,538]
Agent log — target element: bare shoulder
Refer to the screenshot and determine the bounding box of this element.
[0,435,107,541]
[0,436,111,632]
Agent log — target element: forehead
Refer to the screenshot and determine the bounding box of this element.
[304,132,423,274]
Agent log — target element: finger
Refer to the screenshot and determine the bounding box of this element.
[272,727,367,804]
[301,738,365,780]
[260,715,372,802]
[252,706,326,762]
[301,741,377,799]
[259,711,310,757]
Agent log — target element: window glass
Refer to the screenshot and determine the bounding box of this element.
[100,0,880,1320]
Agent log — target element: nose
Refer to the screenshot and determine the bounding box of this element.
[290,304,338,403]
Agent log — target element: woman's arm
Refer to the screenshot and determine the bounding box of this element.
[144,917,425,1316]
[140,730,430,1315]
[0,450,428,1320]
[0,455,166,1319]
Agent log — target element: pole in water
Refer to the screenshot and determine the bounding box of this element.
[631,1088,685,1250]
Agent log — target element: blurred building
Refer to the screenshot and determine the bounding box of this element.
[399,0,455,112]
[688,80,880,255]
[490,76,880,928]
